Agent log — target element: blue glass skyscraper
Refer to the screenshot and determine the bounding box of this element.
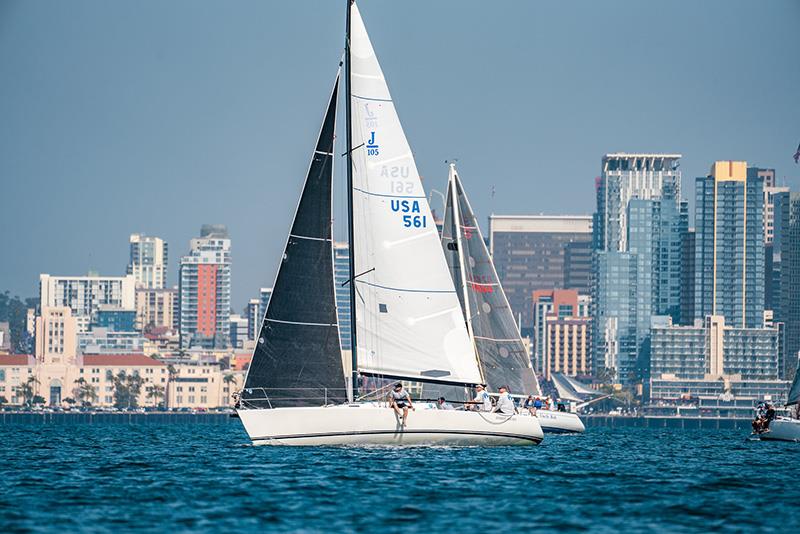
[694,161,765,329]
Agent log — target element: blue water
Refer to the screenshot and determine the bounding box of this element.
[2,422,799,533]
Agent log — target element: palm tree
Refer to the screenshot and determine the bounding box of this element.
[19,375,39,407]
[223,373,237,406]
[146,383,165,408]
[165,364,178,410]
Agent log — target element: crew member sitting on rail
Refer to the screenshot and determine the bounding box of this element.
[388,382,414,426]
[436,397,455,410]
[523,395,537,415]
[465,384,492,412]
[495,385,517,415]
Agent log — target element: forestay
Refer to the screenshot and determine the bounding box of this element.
[443,165,541,396]
[242,75,346,408]
[348,4,482,386]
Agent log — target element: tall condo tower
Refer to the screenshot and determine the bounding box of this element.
[179,225,231,349]
[694,161,765,329]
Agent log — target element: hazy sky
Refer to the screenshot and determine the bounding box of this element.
[2,0,798,310]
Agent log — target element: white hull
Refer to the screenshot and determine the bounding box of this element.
[536,410,586,433]
[237,404,544,446]
[760,417,800,442]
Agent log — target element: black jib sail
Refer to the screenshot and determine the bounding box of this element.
[443,166,541,396]
[242,75,346,408]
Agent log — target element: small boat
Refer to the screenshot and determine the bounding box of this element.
[758,369,800,442]
[236,1,543,446]
[438,164,585,433]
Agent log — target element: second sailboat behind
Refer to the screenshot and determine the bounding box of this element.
[441,164,585,433]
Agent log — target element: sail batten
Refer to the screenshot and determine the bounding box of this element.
[443,166,542,396]
[348,4,482,387]
[242,74,346,408]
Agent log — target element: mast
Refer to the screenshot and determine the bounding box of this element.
[449,163,484,385]
[345,0,359,401]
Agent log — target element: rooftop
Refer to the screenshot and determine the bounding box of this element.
[0,354,32,366]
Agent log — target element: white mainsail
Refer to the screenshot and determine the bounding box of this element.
[348,4,482,386]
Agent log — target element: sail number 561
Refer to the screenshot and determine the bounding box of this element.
[403,215,427,228]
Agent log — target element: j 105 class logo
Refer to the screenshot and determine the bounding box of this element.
[366,131,379,156]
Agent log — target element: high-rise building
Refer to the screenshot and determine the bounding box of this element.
[178,225,231,349]
[774,191,800,378]
[334,242,351,351]
[488,215,592,329]
[754,168,788,245]
[127,234,168,289]
[39,273,136,333]
[694,161,765,329]
[594,154,681,252]
[592,251,638,382]
[592,153,685,386]
[531,289,590,380]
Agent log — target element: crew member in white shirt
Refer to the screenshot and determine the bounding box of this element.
[495,385,517,415]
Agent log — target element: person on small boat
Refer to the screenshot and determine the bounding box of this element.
[388,383,414,426]
[466,384,492,412]
[764,403,776,431]
[436,397,455,410]
[523,395,537,415]
[495,385,517,415]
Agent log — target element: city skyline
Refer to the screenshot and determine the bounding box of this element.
[2,0,799,309]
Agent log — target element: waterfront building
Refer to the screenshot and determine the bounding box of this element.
[127,234,168,289]
[0,348,243,409]
[592,153,685,387]
[135,287,176,331]
[34,307,78,366]
[488,215,592,329]
[648,315,787,403]
[334,242,351,350]
[694,161,765,329]
[39,273,136,333]
[178,225,231,349]
[773,191,800,378]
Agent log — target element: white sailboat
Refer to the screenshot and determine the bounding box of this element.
[440,164,585,433]
[759,368,800,442]
[236,1,543,446]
